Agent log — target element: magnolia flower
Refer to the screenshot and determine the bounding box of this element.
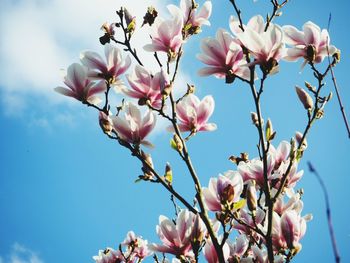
[144,12,183,60]
[112,102,156,146]
[149,210,199,258]
[274,192,303,216]
[55,63,106,104]
[93,248,123,263]
[237,156,274,186]
[203,238,230,263]
[170,94,217,133]
[234,207,265,235]
[227,234,249,261]
[168,0,212,35]
[236,23,285,74]
[80,44,131,83]
[197,29,250,81]
[247,245,285,263]
[203,170,243,212]
[230,15,265,35]
[268,140,291,169]
[283,21,337,63]
[272,210,312,252]
[123,65,169,108]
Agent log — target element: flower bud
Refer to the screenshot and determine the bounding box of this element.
[173,134,183,152]
[99,111,113,135]
[332,49,341,64]
[304,81,315,93]
[246,181,257,214]
[141,150,155,180]
[295,86,314,110]
[164,162,173,185]
[124,8,136,33]
[251,112,259,126]
[295,131,307,151]
[186,84,195,94]
[265,118,276,141]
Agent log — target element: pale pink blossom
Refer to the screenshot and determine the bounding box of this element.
[197,29,250,81]
[283,21,337,63]
[236,23,285,73]
[271,209,312,252]
[203,238,230,263]
[93,248,124,263]
[149,209,198,258]
[55,63,106,104]
[168,0,212,34]
[144,12,183,60]
[234,207,265,236]
[229,15,265,35]
[123,65,169,108]
[247,245,285,263]
[203,170,243,212]
[227,234,249,260]
[171,94,217,133]
[80,44,131,83]
[237,156,274,187]
[112,102,156,146]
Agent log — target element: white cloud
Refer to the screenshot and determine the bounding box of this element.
[0,243,44,263]
[0,0,164,113]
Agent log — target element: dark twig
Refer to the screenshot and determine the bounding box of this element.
[229,0,244,31]
[326,14,350,138]
[307,161,341,263]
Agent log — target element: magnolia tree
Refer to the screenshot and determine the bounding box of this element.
[55,0,340,262]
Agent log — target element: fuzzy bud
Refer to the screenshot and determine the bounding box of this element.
[295,131,307,151]
[265,118,276,141]
[246,181,257,214]
[186,84,195,95]
[251,112,259,126]
[295,86,314,110]
[99,111,113,135]
[173,134,183,152]
[164,162,173,185]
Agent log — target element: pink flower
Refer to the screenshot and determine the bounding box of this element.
[237,156,274,187]
[229,15,265,35]
[121,231,152,260]
[80,44,131,83]
[112,102,156,146]
[283,21,337,63]
[171,94,217,133]
[93,248,124,263]
[123,65,169,108]
[203,170,243,212]
[227,234,249,260]
[143,12,183,60]
[55,63,106,104]
[203,238,230,263]
[168,0,212,35]
[149,210,198,258]
[197,29,250,81]
[233,207,265,236]
[236,22,285,73]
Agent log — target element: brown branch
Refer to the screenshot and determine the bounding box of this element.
[229,0,244,31]
[307,161,341,263]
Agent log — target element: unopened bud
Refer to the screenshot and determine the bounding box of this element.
[265,118,276,141]
[99,111,113,135]
[173,134,183,152]
[332,49,341,64]
[164,162,173,185]
[304,81,315,92]
[251,112,259,126]
[289,137,296,160]
[295,131,307,151]
[124,8,136,33]
[247,181,257,214]
[295,86,314,110]
[186,84,195,94]
[316,109,324,119]
[141,150,155,180]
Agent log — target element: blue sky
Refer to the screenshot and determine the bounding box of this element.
[0,0,349,262]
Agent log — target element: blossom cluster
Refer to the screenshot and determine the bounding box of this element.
[54,0,340,262]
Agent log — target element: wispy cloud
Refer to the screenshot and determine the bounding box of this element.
[0,243,44,263]
[0,0,163,116]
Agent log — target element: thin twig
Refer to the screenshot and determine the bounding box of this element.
[307,161,341,263]
[229,0,244,31]
[326,14,350,138]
